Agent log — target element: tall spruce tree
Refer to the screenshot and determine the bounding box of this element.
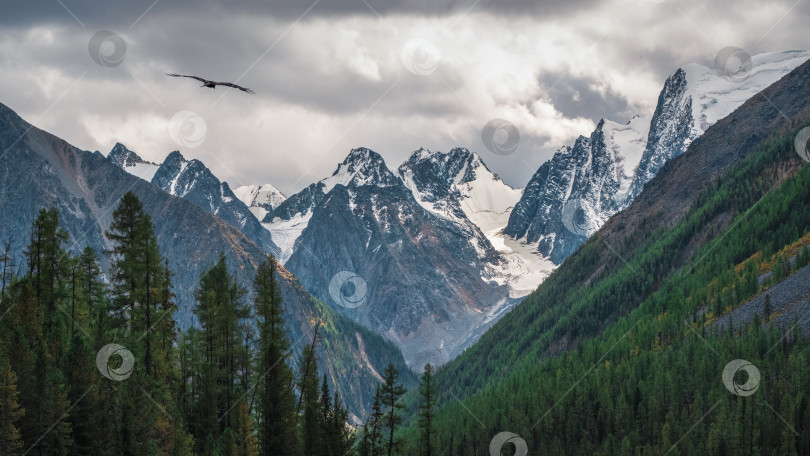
[24,207,68,313]
[20,209,72,456]
[106,192,165,376]
[298,343,321,456]
[193,254,249,442]
[0,357,24,456]
[331,391,354,455]
[368,386,384,456]
[380,364,406,456]
[107,193,184,454]
[1,236,14,298]
[417,364,435,456]
[253,257,297,455]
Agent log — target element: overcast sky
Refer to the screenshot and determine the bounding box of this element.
[1,0,807,194]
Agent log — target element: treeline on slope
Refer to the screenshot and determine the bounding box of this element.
[0,192,430,456]
[393,126,810,454]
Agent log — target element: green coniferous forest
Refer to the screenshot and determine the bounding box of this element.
[1,126,810,455]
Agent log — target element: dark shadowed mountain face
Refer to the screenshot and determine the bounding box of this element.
[503,120,625,264]
[0,102,411,419]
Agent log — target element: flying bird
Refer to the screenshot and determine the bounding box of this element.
[165,72,256,94]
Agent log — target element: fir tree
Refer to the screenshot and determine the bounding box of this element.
[106,192,167,376]
[380,364,406,456]
[298,344,321,456]
[24,207,68,313]
[331,391,354,455]
[367,387,384,456]
[417,364,435,456]
[230,400,259,456]
[0,357,24,456]
[193,254,249,440]
[253,257,297,455]
[0,236,14,298]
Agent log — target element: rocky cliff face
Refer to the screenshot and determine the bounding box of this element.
[504,116,648,263]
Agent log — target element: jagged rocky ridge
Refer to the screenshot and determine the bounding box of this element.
[108,143,279,257]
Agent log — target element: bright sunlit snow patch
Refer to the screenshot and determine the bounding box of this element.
[263,211,313,265]
[683,50,810,145]
[124,162,160,182]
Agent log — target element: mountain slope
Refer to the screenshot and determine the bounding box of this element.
[0,102,411,418]
[403,55,810,451]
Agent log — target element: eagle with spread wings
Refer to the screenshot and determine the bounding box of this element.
[165,72,256,94]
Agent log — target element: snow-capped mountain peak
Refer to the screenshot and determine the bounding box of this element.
[321,147,399,193]
[506,50,809,265]
[233,184,287,221]
[397,147,546,297]
[107,142,160,182]
[626,49,810,203]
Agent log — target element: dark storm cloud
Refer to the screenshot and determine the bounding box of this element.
[538,72,635,123]
[1,0,599,27]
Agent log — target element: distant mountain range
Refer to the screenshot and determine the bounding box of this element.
[99,50,809,369]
